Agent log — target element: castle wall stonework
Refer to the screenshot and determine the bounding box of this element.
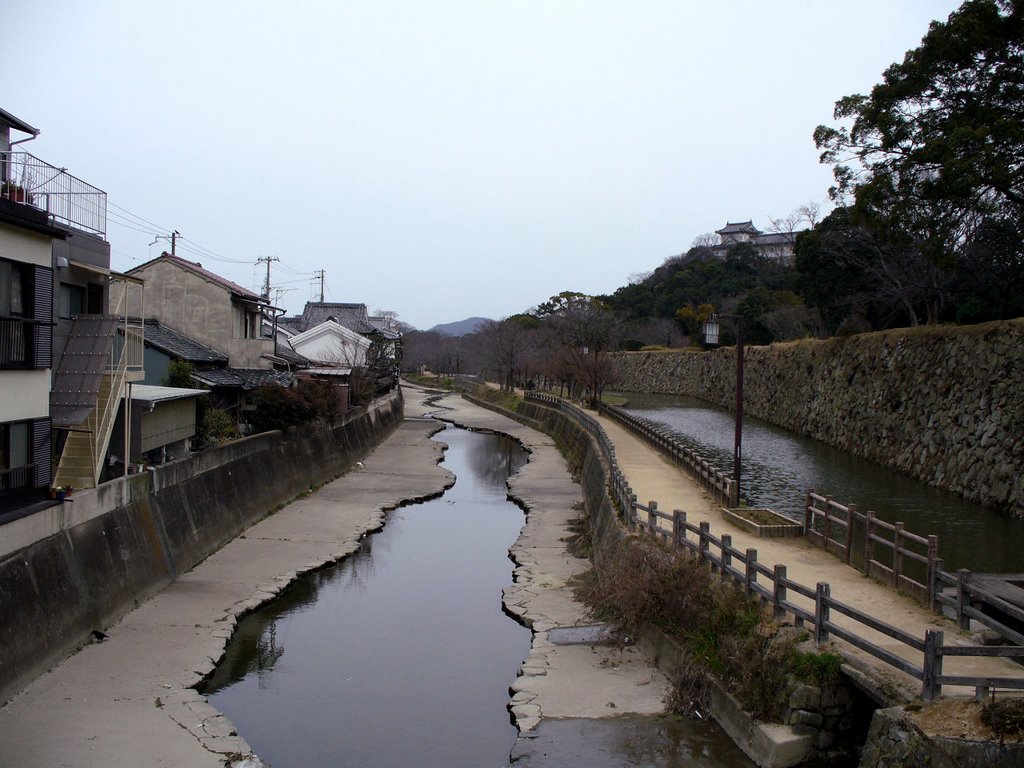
[611,319,1024,517]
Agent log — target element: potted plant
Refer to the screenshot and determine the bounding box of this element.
[1,181,30,203]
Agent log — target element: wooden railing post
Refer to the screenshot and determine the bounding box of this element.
[698,522,710,563]
[844,503,856,564]
[823,496,833,551]
[745,548,758,596]
[773,564,787,620]
[672,510,685,550]
[815,582,831,646]
[648,501,658,534]
[926,538,940,612]
[893,522,905,589]
[804,489,812,533]
[922,630,944,702]
[865,511,876,577]
[956,569,972,631]
[629,494,638,529]
[721,534,732,578]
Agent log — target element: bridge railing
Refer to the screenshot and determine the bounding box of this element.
[522,391,1024,702]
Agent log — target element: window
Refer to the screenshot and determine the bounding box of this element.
[0,420,31,493]
[0,260,27,317]
[59,283,86,319]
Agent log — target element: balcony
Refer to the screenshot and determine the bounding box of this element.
[0,151,106,236]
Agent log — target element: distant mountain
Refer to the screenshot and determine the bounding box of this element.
[428,317,490,336]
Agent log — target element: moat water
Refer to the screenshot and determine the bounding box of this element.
[617,391,1024,572]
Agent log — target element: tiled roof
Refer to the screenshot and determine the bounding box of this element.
[128,253,264,301]
[140,319,228,364]
[190,368,293,390]
[280,302,401,340]
[753,232,796,246]
[717,220,761,235]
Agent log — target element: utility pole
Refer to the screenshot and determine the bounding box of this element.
[314,269,325,302]
[150,230,180,257]
[256,256,279,302]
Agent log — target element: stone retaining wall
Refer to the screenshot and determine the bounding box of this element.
[0,392,403,704]
[611,319,1024,517]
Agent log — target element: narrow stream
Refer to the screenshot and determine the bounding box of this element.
[202,425,531,768]
[617,391,1024,572]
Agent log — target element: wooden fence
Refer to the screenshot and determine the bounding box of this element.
[596,401,737,507]
[523,392,1024,701]
[804,491,940,606]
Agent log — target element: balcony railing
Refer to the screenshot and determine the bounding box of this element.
[0,463,37,494]
[0,151,106,236]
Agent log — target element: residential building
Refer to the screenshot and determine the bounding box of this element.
[124,253,274,369]
[280,301,402,369]
[1,106,144,503]
[115,255,292,423]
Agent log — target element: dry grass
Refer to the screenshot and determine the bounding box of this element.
[572,535,828,720]
[910,697,1024,743]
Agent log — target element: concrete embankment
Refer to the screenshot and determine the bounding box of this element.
[611,319,1024,516]
[0,390,458,768]
[0,392,404,705]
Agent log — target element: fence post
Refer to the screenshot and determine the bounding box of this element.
[926,537,939,612]
[804,489,812,533]
[721,534,732,578]
[893,522,905,589]
[675,510,688,550]
[823,496,833,551]
[648,501,658,534]
[815,583,831,646]
[773,564,787,620]
[844,504,856,564]
[672,510,684,550]
[745,549,758,596]
[865,512,876,577]
[698,521,710,564]
[728,478,738,508]
[922,630,944,702]
[629,494,638,529]
[956,569,972,631]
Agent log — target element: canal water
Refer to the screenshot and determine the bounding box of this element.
[202,425,531,768]
[617,392,1024,573]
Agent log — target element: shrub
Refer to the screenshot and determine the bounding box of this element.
[573,535,803,720]
[247,385,314,433]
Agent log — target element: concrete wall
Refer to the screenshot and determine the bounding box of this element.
[610,319,1024,517]
[0,392,402,704]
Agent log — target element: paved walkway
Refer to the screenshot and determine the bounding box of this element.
[589,404,1024,700]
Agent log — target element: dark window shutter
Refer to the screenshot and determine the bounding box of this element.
[33,265,52,369]
[32,417,52,488]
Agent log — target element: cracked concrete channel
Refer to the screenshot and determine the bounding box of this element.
[0,384,750,767]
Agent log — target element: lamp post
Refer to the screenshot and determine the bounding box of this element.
[702,313,745,505]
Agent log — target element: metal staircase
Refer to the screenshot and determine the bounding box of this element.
[51,312,144,491]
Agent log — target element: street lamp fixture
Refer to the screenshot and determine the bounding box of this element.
[703,313,744,505]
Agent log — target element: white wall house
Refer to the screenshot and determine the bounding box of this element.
[286,320,371,368]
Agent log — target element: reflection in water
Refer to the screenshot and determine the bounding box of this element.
[202,427,532,768]
[619,392,1024,572]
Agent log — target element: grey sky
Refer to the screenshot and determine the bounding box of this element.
[7,1,962,329]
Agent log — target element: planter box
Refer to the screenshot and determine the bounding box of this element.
[722,507,804,539]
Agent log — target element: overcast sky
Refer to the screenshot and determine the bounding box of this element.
[7,1,963,330]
